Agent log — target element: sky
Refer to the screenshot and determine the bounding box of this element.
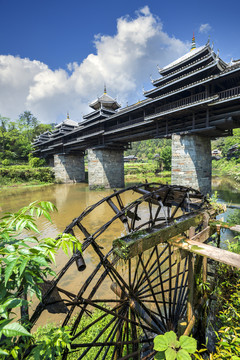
[1,0,240,124]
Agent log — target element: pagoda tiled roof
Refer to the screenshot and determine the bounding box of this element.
[152,52,214,87]
[55,118,78,128]
[144,59,221,98]
[89,92,121,111]
[159,44,210,75]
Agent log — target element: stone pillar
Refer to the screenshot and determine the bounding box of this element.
[88,148,124,189]
[54,153,85,183]
[171,134,211,195]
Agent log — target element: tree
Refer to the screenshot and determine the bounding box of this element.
[18,111,39,142]
[0,116,10,157]
[0,201,81,358]
[0,112,52,162]
[160,145,172,170]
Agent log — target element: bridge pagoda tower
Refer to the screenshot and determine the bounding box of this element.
[85,87,124,189]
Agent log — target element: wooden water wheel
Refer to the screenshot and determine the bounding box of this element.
[30,183,211,359]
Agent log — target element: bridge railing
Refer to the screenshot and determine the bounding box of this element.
[218,86,240,100]
[154,91,207,114]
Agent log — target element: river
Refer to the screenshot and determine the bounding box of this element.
[1,178,239,326]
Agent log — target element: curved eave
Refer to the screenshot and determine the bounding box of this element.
[152,53,215,87]
[159,44,211,75]
[145,60,221,98]
[83,107,116,121]
[147,75,214,104]
[218,64,240,78]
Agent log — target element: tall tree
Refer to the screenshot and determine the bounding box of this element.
[18,111,39,142]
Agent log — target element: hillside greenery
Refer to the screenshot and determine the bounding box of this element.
[0,112,52,162]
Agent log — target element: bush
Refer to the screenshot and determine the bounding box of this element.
[1,159,10,166]
[29,157,46,168]
[0,165,55,184]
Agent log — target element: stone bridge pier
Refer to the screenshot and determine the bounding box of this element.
[52,136,211,195]
[171,134,212,196]
[88,148,124,189]
[53,153,85,183]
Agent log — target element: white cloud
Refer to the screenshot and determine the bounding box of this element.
[199,23,212,34]
[0,7,189,124]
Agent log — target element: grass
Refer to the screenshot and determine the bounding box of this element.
[0,164,55,190]
[212,158,240,182]
[33,306,131,360]
[124,162,171,185]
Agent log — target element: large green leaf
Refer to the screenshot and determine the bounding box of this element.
[176,349,191,360]
[154,334,169,351]
[0,349,9,355]
[179,336,197,354]
[165,347,177,360]
[164,331,179,348]
[2,322,32,337]
[5,259,18,285]
[32,256,49,266]
[19,257,29,276]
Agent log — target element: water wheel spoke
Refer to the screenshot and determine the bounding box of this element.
[107,198,130,233]
[155,245,168,324]
[133,246,157,291]
[148,201,153,228]
[135,245,169,292]
[130,204,139,231]
[93,312,125,360]
[74,315,119,360]
[137,252,173,295]
[138,254,166,326]
[138,283,188,300]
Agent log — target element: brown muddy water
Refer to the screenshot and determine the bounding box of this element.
[0,179,239,327]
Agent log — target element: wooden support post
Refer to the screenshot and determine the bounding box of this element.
[202,213,209,284]
[187,227,195,324]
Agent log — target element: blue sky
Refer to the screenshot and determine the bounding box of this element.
[1,0,240,123]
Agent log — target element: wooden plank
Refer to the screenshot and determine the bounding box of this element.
[209,220,240,233]
[189,226,214,243]
[172,239,240,269]
[113,208,215,259]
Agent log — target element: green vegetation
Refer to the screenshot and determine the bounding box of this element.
[154,331,197,360]
[0,201,81,359]
[0,165,54,188]
[194,237,240,360]
[212,158,240,182]
[125,138,172,163]
[212,128,240,182]
[0,112,54,189]
[124,162,171,184]
[0,112,51,162]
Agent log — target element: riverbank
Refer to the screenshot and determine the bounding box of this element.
[1,159,239,193]
[212,158,240,182]
[0,164,55,192]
